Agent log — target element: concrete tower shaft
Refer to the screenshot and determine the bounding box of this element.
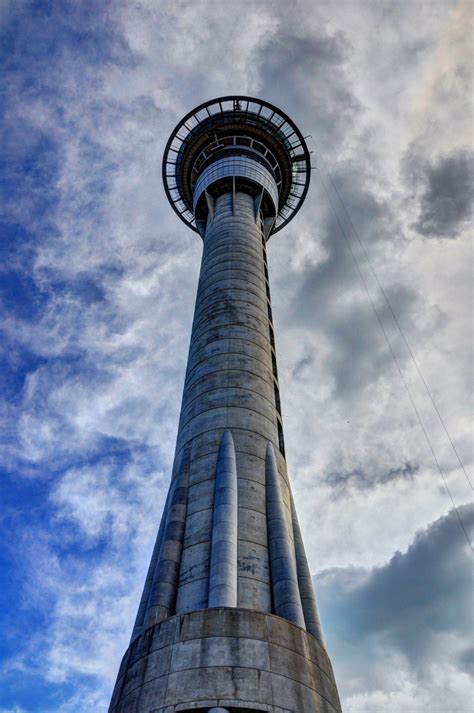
[109,97,341,713]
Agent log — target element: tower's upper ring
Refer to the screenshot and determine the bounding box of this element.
[162,96,311,235]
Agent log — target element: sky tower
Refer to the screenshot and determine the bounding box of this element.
[109,96,342,713]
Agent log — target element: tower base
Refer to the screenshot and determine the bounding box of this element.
[109,608,342,713]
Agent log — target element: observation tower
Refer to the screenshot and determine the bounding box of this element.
[109,97,342,713]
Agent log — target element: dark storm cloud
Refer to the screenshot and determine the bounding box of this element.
[316,504,474,681]
[291,349,316,380]
[459,646,474,676]
[411,150,473,238]
[325,461,418,490]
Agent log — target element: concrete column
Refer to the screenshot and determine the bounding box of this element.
[173,191,279,615]
[208,430,238,607]
[144,448,189,627]
[265,442,305,629]
[291,497,326,644]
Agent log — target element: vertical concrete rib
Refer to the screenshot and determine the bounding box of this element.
[130,488,170,642]
[291,497,326,644]
[144,448,189,628]
[265,442,305,629]
[208,429,238,607]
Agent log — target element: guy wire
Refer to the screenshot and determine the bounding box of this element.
[312,151,473,552]
[314,143,473,492]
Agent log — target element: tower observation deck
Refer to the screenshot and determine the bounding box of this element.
[110,97,342,713]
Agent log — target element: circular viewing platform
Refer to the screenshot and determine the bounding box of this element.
[162,96,311,235]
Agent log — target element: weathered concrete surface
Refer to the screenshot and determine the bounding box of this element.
[109,609,342,713]
[175,193,291,616]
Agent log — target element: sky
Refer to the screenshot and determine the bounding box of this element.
[0,1,472,711]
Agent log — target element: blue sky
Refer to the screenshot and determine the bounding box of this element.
[1,1,472,711]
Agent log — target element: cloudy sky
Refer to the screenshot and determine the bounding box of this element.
[1,1,472,711]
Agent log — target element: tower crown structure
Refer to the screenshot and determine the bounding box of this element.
[110,97,341,713]
[163,96,311,238]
